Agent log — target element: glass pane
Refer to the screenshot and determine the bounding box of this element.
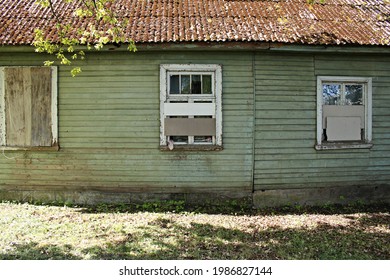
[323,84,341,105]
[169,100,188,103]
[202,75,212,94]
[345,84,363,105]
[191,75,202,94]
[169,75,180,94]
[170,136,188,143]
[181,75,190,94]
[194,136,213,143]
[194,101,212,103]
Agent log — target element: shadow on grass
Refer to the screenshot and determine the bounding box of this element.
[1,242,81,260]
[2,213,389,260]
[77,201,390,216]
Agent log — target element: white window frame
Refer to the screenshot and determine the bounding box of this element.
[316,76,372,150]
[160,64,222,148]
[0,66,58,150]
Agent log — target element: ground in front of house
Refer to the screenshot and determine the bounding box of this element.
[0,202,389,260]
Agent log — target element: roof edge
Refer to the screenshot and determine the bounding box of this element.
[1,42,390,54]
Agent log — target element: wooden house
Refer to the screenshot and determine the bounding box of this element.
[0,0,390,207]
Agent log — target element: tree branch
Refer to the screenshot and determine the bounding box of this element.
[91,0,98,10]
[47,0,61,23]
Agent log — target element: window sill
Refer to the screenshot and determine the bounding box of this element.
[160,145,223,151]
[0,145,60,151]
[315,142,373,150]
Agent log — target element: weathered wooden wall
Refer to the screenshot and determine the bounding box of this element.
[253,52,390,205]
[0,49,389,205]
[0,51,254,203]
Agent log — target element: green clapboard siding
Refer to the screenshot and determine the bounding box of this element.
[1,49,390,199]
[0,51,254,194]
[254,53,390,190]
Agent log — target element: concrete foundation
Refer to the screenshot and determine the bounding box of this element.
[1,185,390,208]
[0,189,252,207]
[253,185,390,208]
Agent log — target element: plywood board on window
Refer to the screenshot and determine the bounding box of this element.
[164,118,216,136]
[4,67,52,147]
[164,103,215,116]
[322,105,364,128]
[31,67,52,146]
[4,67,31,146]
[327,116,361,141]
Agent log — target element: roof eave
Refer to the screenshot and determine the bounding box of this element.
[1,41,390,54]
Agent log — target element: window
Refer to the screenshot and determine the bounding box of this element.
[316,76,372,150]
[0,67,58,149]
[160,64,222,150]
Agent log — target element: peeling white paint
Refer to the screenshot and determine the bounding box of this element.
[0,67,5,146]
[159,64,222,147]
[51,66,58,146]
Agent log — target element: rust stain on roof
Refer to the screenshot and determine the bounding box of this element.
[0,0,389,46]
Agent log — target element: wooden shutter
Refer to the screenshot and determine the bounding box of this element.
[4,67,52,147]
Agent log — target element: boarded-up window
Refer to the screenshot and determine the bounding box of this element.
[316,76,372,150]
[0,67,57,148]
[160,64,222,149]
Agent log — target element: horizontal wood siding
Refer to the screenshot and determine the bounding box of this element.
[1,50,389,199]
[0,51,253,194]
[254,53,390,190]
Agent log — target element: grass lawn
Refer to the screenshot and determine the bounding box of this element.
[0,201,389,260]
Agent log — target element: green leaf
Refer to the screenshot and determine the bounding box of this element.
[43,61,54,66]
[32,0,137,77]
[70,67,82,77]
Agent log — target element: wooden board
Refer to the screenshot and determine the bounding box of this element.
[4,67,31,146]
[164,118,216,136]
[31,67,52,146]
[4,67,52,147]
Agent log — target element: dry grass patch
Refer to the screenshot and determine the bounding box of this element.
[0,202,389,260]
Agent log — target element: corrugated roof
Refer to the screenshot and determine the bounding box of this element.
[0,0,389,46]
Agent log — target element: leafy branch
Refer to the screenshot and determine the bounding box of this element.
[33,0,136,76]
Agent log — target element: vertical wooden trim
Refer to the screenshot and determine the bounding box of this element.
[160,65,168,145]
[316,77,323,146]
[0,67,5,146]
[51,66,58,145]
[251,52,256,193]
[215,65,223,146]
[366,78,372,142]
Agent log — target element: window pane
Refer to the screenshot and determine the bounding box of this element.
[170,136,188,143]
[202,75,212,94]
[169,75,180,94]
[194,136,213,143]
[191,75,202,94]
[323,84,341,105]
[181,75,190,94]
[169,100,188,103]
[345,84,363,105]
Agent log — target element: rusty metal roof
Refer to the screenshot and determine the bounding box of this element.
[1,0,389,46]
